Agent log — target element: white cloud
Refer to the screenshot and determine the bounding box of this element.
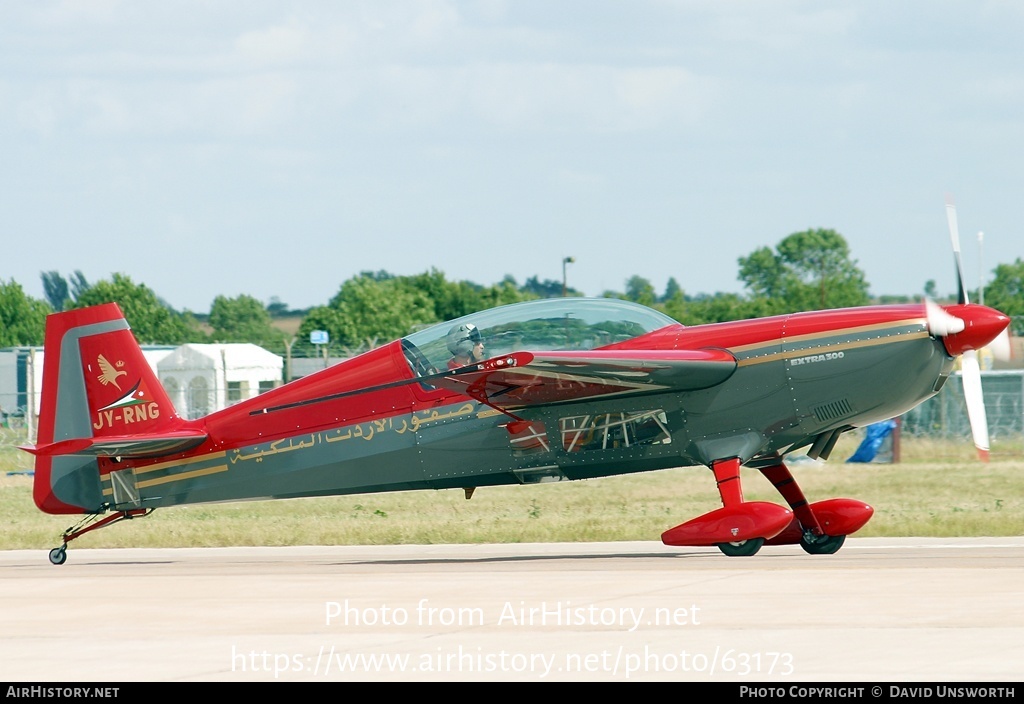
[15,87,61,136]
[2,1,1024,311]
[233,19,311,66]
[466,63,715,133]
[30,0,123,26]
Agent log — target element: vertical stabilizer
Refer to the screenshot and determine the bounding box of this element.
[30,303,185,514]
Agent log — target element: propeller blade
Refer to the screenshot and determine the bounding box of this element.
[925,298,965,336]
[989,328,1013,363]
[960,349,990,462]
[944,194,969,305]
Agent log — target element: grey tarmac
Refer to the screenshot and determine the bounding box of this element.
[1,537,1021,682]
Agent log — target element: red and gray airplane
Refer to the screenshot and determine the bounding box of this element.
[22,203,1011,564]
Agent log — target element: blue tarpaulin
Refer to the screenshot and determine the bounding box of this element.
[847,419,898,463]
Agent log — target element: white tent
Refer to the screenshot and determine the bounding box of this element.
[1,346,176,437]
[158,344,283,420]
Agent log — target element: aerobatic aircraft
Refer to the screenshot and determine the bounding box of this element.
[22,201,1011,564]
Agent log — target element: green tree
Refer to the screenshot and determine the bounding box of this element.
[664,292,772,325]
[659,287,687,322]
[660,277,682,304]
[521,276,579,298]
[478,277,534,309]
[984,258,1024,335]
[295,270,537,358]
[400,269,534,322]
[40,270,89,312]
[69,271,90,300]
[266,296,290,317]
[208,294,286,347]
[40,271,69,312]
[738,228,870,313]
[624,275,656,307]
[403,268,486,322]
[300,275,435,351]
[70,273,202,344]
[0,279,51,346]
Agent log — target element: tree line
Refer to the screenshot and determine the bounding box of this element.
[2,229,1022,356]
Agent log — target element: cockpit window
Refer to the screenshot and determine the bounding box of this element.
[402,297,677,375]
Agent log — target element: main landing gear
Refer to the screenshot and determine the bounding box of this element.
[46,508,153,566]
[717,538,765,557]
[660,457,872,557]
[798,532,846,555]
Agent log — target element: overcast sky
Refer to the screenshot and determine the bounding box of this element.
[2,1,1022,314]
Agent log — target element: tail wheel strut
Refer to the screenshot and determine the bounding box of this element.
[48,508,153,566]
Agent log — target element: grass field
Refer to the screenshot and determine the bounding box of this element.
[2,431,1022,551]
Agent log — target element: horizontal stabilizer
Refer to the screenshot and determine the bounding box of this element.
[21,431,208,460]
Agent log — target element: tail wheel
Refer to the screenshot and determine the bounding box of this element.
[800,533,846,555]
[717,537,765,557]
[48,545,67,566]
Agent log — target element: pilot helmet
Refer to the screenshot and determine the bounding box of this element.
[446,323,482,356]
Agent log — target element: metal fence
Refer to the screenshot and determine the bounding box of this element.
[4,371,1024,451]
[902,370,1024,441]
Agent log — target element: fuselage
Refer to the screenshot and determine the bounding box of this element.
[91,302,956,511]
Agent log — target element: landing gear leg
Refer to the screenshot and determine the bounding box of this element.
[713,458,763,557]
[800,533,846,555]
[759,460,870,555]
[661,458,793,554]
[47,508,152,566]
[718,538,765,557]
[759,461,824,535]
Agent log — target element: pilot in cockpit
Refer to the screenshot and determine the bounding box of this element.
[446,323,486,369]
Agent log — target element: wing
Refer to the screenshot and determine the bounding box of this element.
[248,348,736,419]
[431,348,737,408]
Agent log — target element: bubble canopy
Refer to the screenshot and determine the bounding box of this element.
[402,297,679,372]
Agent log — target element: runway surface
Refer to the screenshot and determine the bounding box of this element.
[1,537,1022,682]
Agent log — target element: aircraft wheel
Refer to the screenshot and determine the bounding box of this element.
[800,533,846,555]
[48,546,67,566]
[717,538,764,557]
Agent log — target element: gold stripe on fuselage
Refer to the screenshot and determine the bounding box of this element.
[100,450,229,496]
[736,331,931,367]
[733,319,930,367]
[135,463,229,489]
[131,450,228,475]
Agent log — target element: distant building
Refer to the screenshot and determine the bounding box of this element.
[0,347,36,421]
[0,346,176,430]
[1,343,284,431]
[286,354,349,382]
[158,343,283,420]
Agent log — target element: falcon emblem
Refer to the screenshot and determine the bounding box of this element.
[96,354,127,390]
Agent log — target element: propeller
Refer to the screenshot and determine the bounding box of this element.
[924,297,964,336]
[924,194,968,338]
[989,327,1013,363]
[959,349,989,461]
[944,194,969,306]
[942,194,990,461]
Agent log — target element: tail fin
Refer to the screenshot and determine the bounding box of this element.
[23,303,204,514]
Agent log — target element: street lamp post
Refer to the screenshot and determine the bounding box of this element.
[978,231,985,306]
[562,256,575,297]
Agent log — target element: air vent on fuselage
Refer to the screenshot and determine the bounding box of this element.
[813,399,853,422]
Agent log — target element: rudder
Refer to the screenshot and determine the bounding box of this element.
[26,303,186,514]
